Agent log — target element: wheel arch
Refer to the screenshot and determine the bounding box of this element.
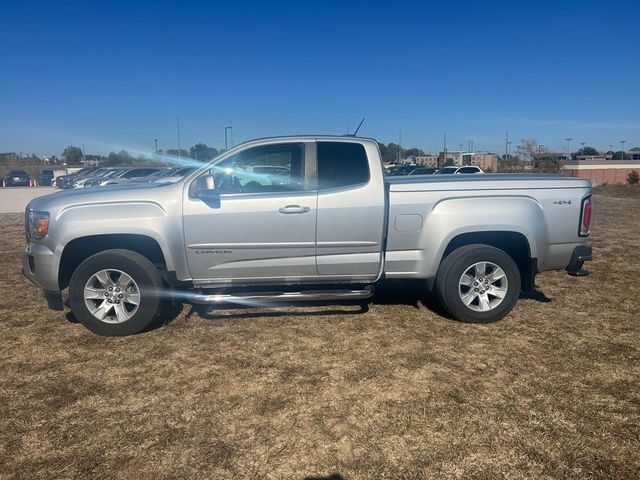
[58,234,168,290]
[436,231,536,293]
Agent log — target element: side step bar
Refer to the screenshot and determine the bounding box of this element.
[185,286,375,305]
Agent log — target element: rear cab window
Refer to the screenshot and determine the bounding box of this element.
[317,141,369,190]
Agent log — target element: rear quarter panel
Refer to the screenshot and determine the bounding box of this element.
[384,179,591,278]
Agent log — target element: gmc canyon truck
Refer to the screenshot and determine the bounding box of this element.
[22,136,593,336]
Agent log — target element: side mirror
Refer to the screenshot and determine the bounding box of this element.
[194,174,221,208]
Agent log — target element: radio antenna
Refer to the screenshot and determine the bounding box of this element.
[352,117,365,136]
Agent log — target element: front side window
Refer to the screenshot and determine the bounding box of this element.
[317,142,369,190]
[196,143,305,194]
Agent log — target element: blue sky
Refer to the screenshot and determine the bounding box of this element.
[1,0,639,156]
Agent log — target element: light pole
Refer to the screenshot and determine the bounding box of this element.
[154,139,158,153]
[443,132,447,168]
[565,137,573,156]
[225,126,233,151]
[504,131,509,162]
[621,140,627,159]
[580,142,586,155]
[177,115,182,162]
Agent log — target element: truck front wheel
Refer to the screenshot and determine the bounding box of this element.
[435,244,521,324]
[68,249,163,336]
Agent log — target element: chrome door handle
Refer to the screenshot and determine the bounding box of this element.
[278,205,310,214]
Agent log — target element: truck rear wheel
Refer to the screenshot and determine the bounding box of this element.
[68,249,162,336]
[435,244,521,324]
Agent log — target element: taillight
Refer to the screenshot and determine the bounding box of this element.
[579,196,592,236]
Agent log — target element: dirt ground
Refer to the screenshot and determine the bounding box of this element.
[1,187,638,479]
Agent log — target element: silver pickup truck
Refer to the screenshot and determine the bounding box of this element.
[23,136,593,336]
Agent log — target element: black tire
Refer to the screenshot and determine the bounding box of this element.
[435,244,521,324]
[68,249,163,336]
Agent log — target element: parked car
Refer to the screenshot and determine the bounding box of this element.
[72,168,123,188]
[23,135,593,336]
[145,166,199,184]
[56,167,100,189]
[40,169,54,186]
[104,167,180,185]
[409,167,439,175]
[435,166,484,175]
[5,170,31,187]
[98,167,163,186]
[385,165,418,176]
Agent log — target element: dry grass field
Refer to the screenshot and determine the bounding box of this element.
[1,186,639,479]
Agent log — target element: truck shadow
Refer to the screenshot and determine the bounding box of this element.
[519,287,552,303]
[192,302,368,321]
[64,298,186,330]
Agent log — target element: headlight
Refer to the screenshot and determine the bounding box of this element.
[28,211,50,240]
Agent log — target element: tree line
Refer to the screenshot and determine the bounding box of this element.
[0,143,222,169]
[1,140,637,173]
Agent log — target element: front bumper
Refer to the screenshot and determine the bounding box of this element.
[22,245,64,311]
[22,243,61,291]
[566,245,592,276]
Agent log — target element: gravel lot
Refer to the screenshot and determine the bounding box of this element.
[0,186,638,479]
[0,187,56,213]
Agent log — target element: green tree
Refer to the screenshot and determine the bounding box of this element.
[385,143,403,163]
[577,146,599,156]
[404,147,423,158]
[62,145,83,164]
[612,151,630,160]
[190,143,218,162]
[106,149,134,166]
[165,149,190,160]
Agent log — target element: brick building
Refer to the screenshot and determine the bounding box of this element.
[562,159,640,185]
[412,154,439,167]
[469,153,499,171]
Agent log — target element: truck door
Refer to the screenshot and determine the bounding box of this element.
[315,140,386,281]
[183,141,318,284]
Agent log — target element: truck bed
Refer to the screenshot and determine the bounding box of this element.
[384,173,592,279]
[386,173,592,191]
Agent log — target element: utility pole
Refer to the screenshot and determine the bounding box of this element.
[177,115,182,162]
[621,140,627,159]
[225,126,232,151]
[82,143,86,165]
[398,130,402,163]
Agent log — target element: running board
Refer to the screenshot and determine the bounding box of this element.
[185,286,374,305]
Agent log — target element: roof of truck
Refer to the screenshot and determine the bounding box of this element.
[230,135,378,146]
